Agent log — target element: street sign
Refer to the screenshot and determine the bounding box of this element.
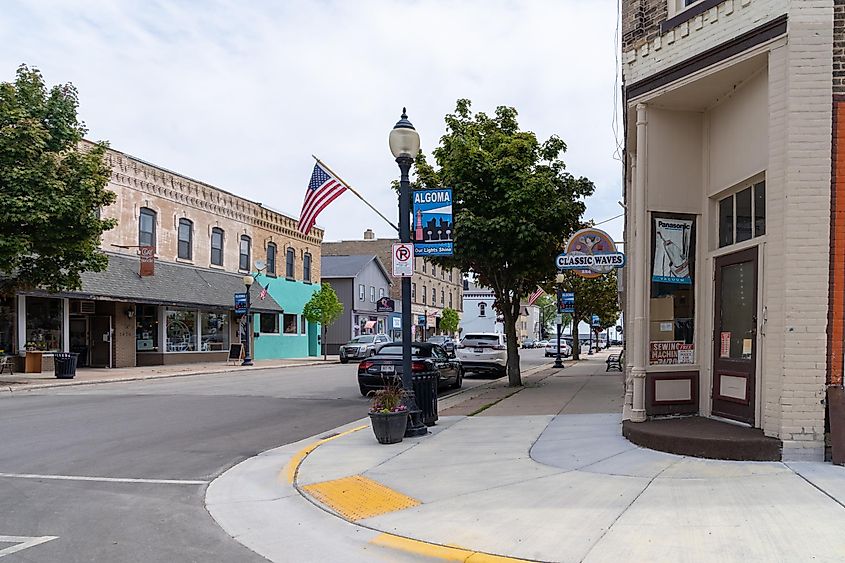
[558,291,575,314]
[417,314,426,327]
[376,297,395,313]
[234,292,248,313]
[413,188,453,256]
[592,314,601,327]
[555,314,563,325]
[556,227,624,279]
[392,243,414,277]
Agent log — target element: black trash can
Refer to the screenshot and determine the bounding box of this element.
[412,373,439,426]
[53,352,78,379]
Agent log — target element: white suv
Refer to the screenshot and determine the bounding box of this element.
[457,333,507,377]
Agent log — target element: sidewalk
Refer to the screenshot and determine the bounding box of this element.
[0,356,339,392]
[208,351,845,562]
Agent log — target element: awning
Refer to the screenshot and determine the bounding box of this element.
[364,320,377,329]
[24,252,284,313]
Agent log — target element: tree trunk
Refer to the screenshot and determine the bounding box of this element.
[501,297,522,387]
[572,311,581,361]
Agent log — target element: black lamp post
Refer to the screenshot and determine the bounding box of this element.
[242,274,254,366]
[390,108,426,438]
[554,273,565,369]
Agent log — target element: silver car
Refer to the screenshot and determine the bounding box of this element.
[340,334,391,363]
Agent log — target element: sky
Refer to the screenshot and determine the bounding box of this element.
[3,0,624,244]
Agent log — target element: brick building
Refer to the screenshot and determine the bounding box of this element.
[322,229,463,340]
[620,0,838,460]
[1,143,323,370]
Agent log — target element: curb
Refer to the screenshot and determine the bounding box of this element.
[0,359,341,393]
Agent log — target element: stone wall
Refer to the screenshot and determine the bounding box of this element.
[622,0,668,53]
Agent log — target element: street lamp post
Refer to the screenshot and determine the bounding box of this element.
[554,273,565,369]
[242,274,254,366]
[390,108,426,438]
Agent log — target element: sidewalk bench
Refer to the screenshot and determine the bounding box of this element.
[606,354,623,372]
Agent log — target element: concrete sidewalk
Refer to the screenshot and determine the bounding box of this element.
[208,352,845,562]
[0,356,339,392]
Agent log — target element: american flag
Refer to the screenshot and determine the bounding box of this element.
[258,287,268,300]
[298,162,347,236]
[527,286,545,306]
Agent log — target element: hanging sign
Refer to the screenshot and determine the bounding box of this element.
[139,245,155,277]
[653,218,693,284]
[234,292,248,313]
[558,291,575,314]
[556,228,624,279]
[413,188,453,256]
[592,314,601,327]
[376,297,395,313]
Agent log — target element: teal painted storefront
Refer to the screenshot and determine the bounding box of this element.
[251,275,320,359]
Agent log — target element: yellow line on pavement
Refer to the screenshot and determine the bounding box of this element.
[280,425,368,484]
[370,533,538,562]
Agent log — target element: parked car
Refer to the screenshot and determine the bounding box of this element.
[340,334,391,363]
[521,339,537,349]
[427,335,456,353]
[537,340,549,348]
[357,342,463,396]
[457,333,507,377]
[544,340,572,358]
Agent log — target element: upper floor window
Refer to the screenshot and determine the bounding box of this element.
[303,252,312,283]
[411,283,416,300]
[431,287,436,304]
[432,265,436,277]
[718,181,765,248]
[177,218,193,260]
[379,288,385,298]
[359,284,365,300]
[422,286,427,305]
[211,227,224,266]
[441,289,444,306]
[479,302,487,317]
[370,286,375,303]
[139,207,156,248]
[239,235,251,271]
[449,269,453,282]
[286,247,295,279]
[422,261,427,274]
[449,292,453,308]
[266,243,277,276]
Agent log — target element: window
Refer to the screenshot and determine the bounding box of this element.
[286,247,295,279]
[25,297,63,351]
[266,243,277,277]
[479,302,487,317]
[441,268,445,280]
[139,207,156,248]
[259,313,279,333]
[283,314,298,334]
[239,236,251,271]
[422,286,427,305]
[379,288,385,298]
[200,312,229,351]
[411,283,417,300]
[370,286,375,302]
[432,265,436,277]
[718,181,765,249]
[166,309,196,352]
[449,269,453,282]
[359,284,365,300]
[178,218,193,260]
[136,304,159,351]
[422,261,427,273]
[303,252,312,282]
[449,292,453,308]
[211,228,224,266]
[431,287,436,304]
[301,316,307,334]
[441,289,444,306]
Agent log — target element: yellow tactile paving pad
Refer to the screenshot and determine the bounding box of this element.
[302,475,420,521]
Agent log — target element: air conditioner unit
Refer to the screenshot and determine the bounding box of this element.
[79,301,96,315]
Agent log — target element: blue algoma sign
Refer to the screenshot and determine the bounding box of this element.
[234,292,248,313]
[558,292,575,314]
[413,188,453,256]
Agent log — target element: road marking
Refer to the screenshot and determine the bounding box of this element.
[280,425,368,484]
[370,533,536,562]
[0,535,59,558]
[0,472,207,485]
[303,475,420,521]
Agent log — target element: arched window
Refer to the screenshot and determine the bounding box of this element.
[303,252,312,282]
[479,302,487,317]
[266,243,277,276]
[177,218,193,260]
[286,247,295,279]
[239,235,251,271]
[139,207,156,248]
[211,228,224,266]
[441,289,445,306]
[422,286,427,305]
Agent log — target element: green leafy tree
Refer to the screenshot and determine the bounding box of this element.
[411,100,594,386]
[440,307,459,335]
[561,270,620,360]
[0,65,116,296]
[302,283,344,360]
[535,294,558,340]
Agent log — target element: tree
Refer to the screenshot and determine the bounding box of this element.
[410,100,594,386]
[0,65,116,296]
[561,270,620,360]
[535,294,557,340]
[440,307,459,335]
[302,283,344,360]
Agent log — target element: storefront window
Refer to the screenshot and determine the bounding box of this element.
[25,297,63,351]
[718,181,765,248]
[200,312,229,351]
[166,309,196,352]
[260,313,279,333]
[136,304,159,351]
[283,314,298,334]
[650,214,696,365]
[0,297,14,353]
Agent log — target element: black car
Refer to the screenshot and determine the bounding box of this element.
[357,342,463,396]
[426,335,456,353]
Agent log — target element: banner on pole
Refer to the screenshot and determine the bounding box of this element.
[413,188,453,256]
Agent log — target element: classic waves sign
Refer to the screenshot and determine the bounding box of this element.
[556,227,625,279]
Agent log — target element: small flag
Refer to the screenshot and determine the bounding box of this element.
[298,162,347,236]
[527,286,544,306]
[258,287,268,300]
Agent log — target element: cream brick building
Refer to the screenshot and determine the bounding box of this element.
[620,0,840,460]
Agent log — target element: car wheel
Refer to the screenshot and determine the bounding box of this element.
[359,384,370,397]
[451,368,463,389]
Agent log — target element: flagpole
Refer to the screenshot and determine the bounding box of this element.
[312,155,400,233]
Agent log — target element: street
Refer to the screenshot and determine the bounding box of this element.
[0,349,550,562]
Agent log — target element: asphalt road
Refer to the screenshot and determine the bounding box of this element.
[0,349,551,562]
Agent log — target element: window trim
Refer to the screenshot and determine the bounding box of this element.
[266,243,277,277]
[303,252,312,283]
[210,227,224,267]
[139,207,157,249]
[177,218,193,260]
[282,313,299,335]
[239,235,251,272]
[285,247,295,280]
[717,179,766,250]
[259,312,280,334]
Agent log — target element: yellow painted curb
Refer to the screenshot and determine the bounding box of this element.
[370,533,538,562]
[279,425,368,484]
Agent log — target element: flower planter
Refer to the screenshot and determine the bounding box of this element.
[369,411,408,444]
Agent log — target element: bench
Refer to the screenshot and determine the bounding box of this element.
[606,353,623,372]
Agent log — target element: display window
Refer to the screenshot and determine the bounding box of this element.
[25,297,63,351]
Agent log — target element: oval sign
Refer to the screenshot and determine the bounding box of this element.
[556,227,624,279]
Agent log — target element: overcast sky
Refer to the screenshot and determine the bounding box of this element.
[4,0,623,244]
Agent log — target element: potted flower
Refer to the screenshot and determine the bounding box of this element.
[368,384,408,444]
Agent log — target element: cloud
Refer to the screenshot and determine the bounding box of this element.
[3,0,623,242]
